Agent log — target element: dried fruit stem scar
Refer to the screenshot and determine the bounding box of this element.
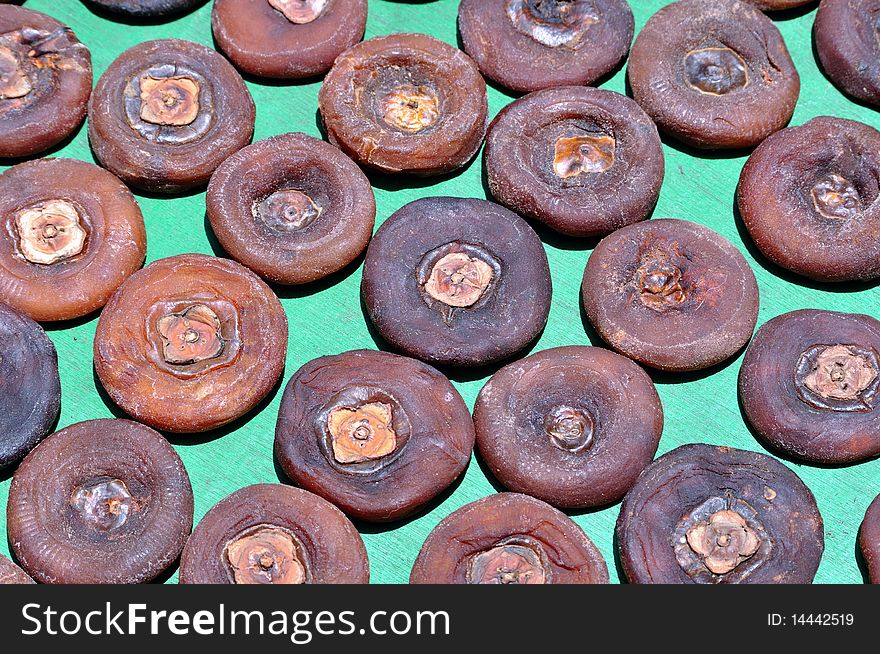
[269,0,327,24]
[224,526,306,584]
[70,478,133,532]
[140,76,201,126]
[467,542,547,584]
[686,509,760,575]
[157,304,225,365]
[381,85,440,133]
[0,45,31,99]
[327,402,397,463]
[425,252,493,307]
[15,200,87,265]
[553,134,615,178]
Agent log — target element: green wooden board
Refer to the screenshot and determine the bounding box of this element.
[1,0,878,584]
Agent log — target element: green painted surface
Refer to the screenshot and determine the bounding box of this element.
[0,0,877,584]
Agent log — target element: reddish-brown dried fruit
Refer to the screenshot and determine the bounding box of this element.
[740,310,880,464]
[0,554,33,584]
[0,302,59,470]
[486,86,664,237]
[179,484,369,584]
[7,419,193,584]
[0,159,147,322]
[362,197,551,367]
[207,133,376,285]
[458,0,633,93]
[860,493,880,583]
[628,0,799,149]
[474,346,663,509]
[742,0,814,8]
[739,118,880,283]
[410,493,608,584]
[0,6,91,158]
[617,444,824,584]
[815,0,880,106]
[275,349,474,523]
[212,0,367,79]
[94,254,288,433]
[85,0,204,17]
[89,39,255,194]
[318,33,488,175]
[582,219,759,372]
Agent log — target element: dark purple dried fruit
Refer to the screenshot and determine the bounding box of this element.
[815,0,880,106]
[84,0,204,18]
[860,493,880,583]
[742,0,814,8]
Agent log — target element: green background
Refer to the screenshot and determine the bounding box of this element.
[1,0,878,584]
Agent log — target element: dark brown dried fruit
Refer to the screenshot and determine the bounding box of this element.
[0,158,147,322]
[628,0,799,149]
[0,6,91,158]
[179,484,369,584]
[274,349,474,523]
[410,493,608,584]
[0,554,33,584]
[815,0,880,106]
[582,219,759,372]
[6,418,193,584]
[206,132,376,285]
[486,86,664,237]
[458,0,634,94]
[617,444,824,584]
[860,493,880,583]
[0,302,59,470]
[362,197,551,367]
[739,117,880,282]
[474,346,663,509]
[212,0,367,79]
[742,0,814,8]
[94,254,288,433]
[740,309,880,464]
[318,33,488,176]
[84,0,204,17]
[88,39,255,194]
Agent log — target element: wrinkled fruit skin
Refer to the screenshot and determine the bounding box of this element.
[85,0,205,17]
[94,254,288,433]
[212,0,367,79]
[7,419,194,584]
[458,0,634,93]
[89,39,255,193]
[740,310,880,464]
[0,302,59,470]
[486,86,665,238]
[627,0,800,149]
[362,197,552,367]
[0,158,147,322]
[0,554,33,584]
[0,6,92,158]
[617,444,824,584]
[318,33,488,176]
[179,484,369,584]
[860,493,880,583]
[815,0,880,107]
[743,0,815,8]
[206,132,376,285]
[474,346,663,509]
[582,219,759,372]
[410,493,609,584]
[275,349,475,523]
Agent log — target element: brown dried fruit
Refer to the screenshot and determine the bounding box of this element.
[0,158,146,322]
[0,554,33,584]
[628,0,799,149]
[617,444,824,584]
[138,75,200,126]
[738,116,880,282]
[815,0,880,106]
[85,0,204,18]
[860,493,880,583]
[275,349,474,522]
[180,484,369,584]
[7,419,194,584]
[410,493,608,584]
[94,254,288,433]
[458,0,634,93]
[742,0,814,8]
[318,33,488,176]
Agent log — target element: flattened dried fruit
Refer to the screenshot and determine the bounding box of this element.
[739,117,880,282]
[815,0,880,106]
[0,554,33,584]
[486,86,664,237]
[628,0,799,149]
[7,419,193,584]
[89,39,255,193]
[0,159,146,322]
[179,484,369,584]
[318,33,487,175]
[582,219,759,372]
[740,310,880,464]
[458,0,633,93]
[860,493,880,583]
[84,0,204,17]
[618,444,824,584]
[274,349,474,522]
[474,346,662,508]
[212,0,367,79]
[362,197,551,367]
[0,302,59,470]
[742,0,814,8]
[94,254,288,433]
[206,132,375,285]
[410,493,608,584]
[0,6,91,158]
